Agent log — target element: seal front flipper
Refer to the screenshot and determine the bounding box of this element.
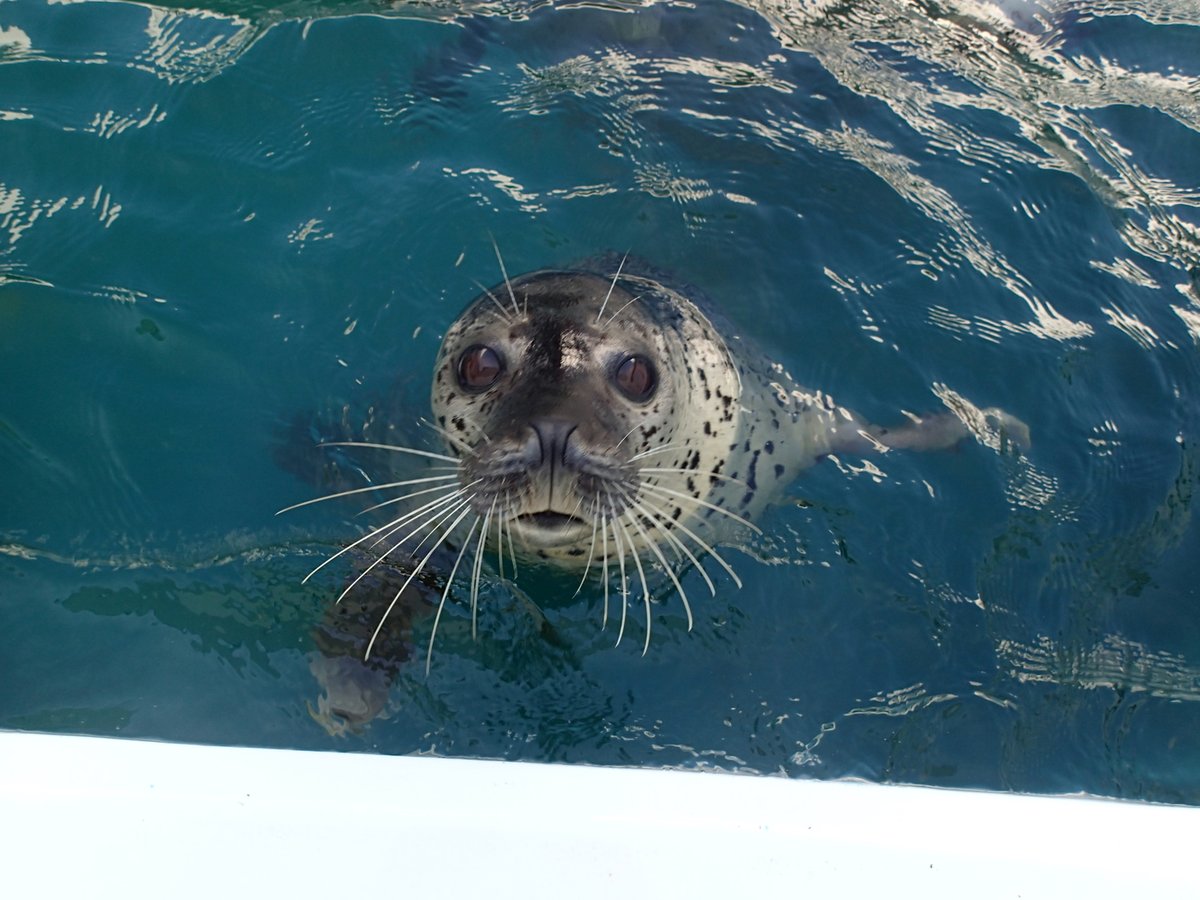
[272,390,436,506]
[307,561,426,737]
[271,409,389,499]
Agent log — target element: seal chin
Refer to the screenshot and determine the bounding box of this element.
[512,510,591,547]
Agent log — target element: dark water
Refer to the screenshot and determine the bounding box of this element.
[2,0,1198,803]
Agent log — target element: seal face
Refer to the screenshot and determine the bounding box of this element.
[431,269,748,565]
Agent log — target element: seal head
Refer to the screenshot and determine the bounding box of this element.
[431,269,743,561]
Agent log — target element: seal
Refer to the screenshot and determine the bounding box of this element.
[287,258,1028,665]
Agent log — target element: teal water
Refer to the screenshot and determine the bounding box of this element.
[2,0,1199,802]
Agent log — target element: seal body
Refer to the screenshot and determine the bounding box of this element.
[429,266,1020,569]
[288,260,1029,692]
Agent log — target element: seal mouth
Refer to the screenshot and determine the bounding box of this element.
[517,511,588,531]
[513,510,592,549]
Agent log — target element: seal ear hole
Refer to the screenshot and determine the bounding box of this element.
[457,345,504,391]
[614,354,657,403]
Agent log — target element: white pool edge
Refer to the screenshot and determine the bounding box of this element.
[1,729,1192,897]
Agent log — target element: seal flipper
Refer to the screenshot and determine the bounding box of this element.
[272,390,435,501]
[830,406,1030,456]
[271,408,395,500]
[307,555,568,736]
[272,412,362,499]
[307,555,435,737]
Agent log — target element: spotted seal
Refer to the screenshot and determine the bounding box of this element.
[287,258,1028,665]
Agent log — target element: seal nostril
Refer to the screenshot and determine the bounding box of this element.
[530,418,578,466]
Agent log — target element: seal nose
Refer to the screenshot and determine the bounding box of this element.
[530,417,578,466]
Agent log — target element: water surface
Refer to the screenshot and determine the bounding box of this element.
[1,0,1199,803]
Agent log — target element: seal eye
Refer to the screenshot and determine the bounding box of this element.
[614,354,656,402]
[457,345,503,391]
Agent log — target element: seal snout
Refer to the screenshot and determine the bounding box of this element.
[458,412,639,548]
[524,415,593,518]
[529,417,579,467]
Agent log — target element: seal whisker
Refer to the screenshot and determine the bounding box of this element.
[300,485,464,585]
[364,488,467,551]
[469,278,513,325]
[604,292,646,329]
[338,508,463,607]
[631,495,716,599]
[600,509,611,630]
[615,512,653,656]
[356,478,479,516]
[494,520,504,581]
[495,498,507,580]
[354,497,475,609]
[301,511,416,585]
[638,467,750,489]
[614,519,630,648]
[426,514,481,676]
[461,417,492,446]
[365,503,474,661]
[355,489,468,573]
[318,441,458,464]
[353,492,474,595]
[649,502,745,590]
[574,496,601,599]
[629,444,681,462]
[489,235,521,318]
[275,473,460,516]
[470,499,495,640]
[503,502,519,577]
[567,491,588,523]
[419,416,478,453]
[613,422,642,451]
[606,496,630,646]
[625,505,693,632]
[639,483,763,535]
[594,251,628,325]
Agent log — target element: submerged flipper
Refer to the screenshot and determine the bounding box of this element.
[825,403,1030,459]
[864,407,1030,454]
